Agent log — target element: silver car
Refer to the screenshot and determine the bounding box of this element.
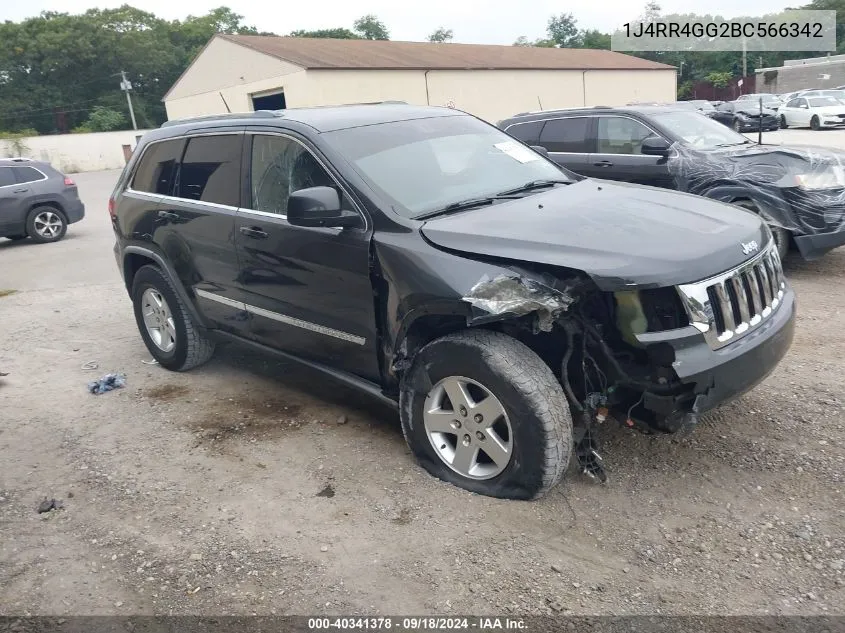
[0,158,85,243]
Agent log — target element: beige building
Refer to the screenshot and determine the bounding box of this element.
[163,35,676,123]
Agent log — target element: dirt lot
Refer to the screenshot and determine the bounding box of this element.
[0,165,843,617]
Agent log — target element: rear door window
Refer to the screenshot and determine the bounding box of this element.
[596,117,655,155]
[505,120,545,146]
[0,167,15,187]
[12,166,45,184]
[538,117,592,153]
[176,135,243,207]
[132,139,184,195]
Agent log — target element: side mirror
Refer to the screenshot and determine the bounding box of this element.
[286,186,359,229]
[641,135,671,156]
[529,145,550,158]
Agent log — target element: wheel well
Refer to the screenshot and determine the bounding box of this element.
[27,201,66,221]
[123,253,157,291]
[396,314,565,381]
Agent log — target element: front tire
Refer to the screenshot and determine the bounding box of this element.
[131,265,215,371]
[780,114,788,129]
[400,330,572,500]
[811,115,821,130]
[733,119,743,132]
[26,206,67,243]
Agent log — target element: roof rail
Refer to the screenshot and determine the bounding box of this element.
[512,105,612,117]
[161,111,280,128]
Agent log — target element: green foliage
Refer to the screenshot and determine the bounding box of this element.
[706,71,733,88]
[677,80,694,99]
[353,14,389,40]
[84,106,126,131]
[428,27,453,43]
[0,5,264,133]
[547,13,581,47]
[290,28,360,39]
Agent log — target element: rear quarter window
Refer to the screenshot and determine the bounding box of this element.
[176,135,242,207]
[131,139,184,195]
[505,120,544,146]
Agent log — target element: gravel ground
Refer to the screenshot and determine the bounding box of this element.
[0,169,843,617]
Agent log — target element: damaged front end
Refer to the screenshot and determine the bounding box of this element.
[460,246,795,481]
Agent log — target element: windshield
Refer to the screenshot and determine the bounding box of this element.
[809,97,842,107]
[651,110,750,149]
[324,115,570,218]
[742,94,780,104]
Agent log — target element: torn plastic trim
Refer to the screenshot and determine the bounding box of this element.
[462,273,577,332]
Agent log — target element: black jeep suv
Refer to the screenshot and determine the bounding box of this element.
[498,105,845,261]
[111,104,795,499]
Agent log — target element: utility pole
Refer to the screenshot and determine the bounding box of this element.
[742,37,747,79]
[120,70,138,130]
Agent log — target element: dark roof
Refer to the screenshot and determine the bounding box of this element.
[499,104,693,124]
[220,34,675,71]
[161,103,465,134]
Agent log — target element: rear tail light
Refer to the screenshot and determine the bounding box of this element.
[108,197,116,219]
[63,176,75,186]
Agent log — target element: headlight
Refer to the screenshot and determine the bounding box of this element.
[795,168,845,189]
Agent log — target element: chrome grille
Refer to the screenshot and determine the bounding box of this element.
[677,244,786,350]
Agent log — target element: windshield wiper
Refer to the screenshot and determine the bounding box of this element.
[414,197,499,220]
[715,140,754,147]
[496,179,570,196]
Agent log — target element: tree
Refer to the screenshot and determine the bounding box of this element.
[428,27,453,43]
[84,106,126,131]
[547,13,581,47]
[581,29,611,49]
[642,1,662,21]
[353,14,389,40]
[705,71,732,88]
[290,28,360,39]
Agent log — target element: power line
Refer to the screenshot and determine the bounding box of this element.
[0,97,104,118]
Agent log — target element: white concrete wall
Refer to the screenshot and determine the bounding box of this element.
[165,66,677,124]
[2,129,152,173]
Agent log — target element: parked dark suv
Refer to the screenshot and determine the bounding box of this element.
[111,104,795,499]
[0,158,85,243]
[499,105,845,260]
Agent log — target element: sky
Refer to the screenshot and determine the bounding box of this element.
[0,0,799,45]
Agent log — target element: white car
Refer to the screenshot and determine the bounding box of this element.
[779,95,845,130]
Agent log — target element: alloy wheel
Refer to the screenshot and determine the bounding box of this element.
[423,375,513,480]
[141,288,177,352]
[33,211,63,239]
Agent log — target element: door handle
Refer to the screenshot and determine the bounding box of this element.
[12,188,28,193]
[593,160,614,167]
[240,226,269,239]
[157,211,181,221]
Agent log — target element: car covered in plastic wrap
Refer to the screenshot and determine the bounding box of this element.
[499,105,845,260]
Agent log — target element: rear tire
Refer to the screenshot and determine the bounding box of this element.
[811,115,821,131]
[26,206,67,243]
[733,119,743,132]
[131,265,215,371]
[400,329,572,500]
[734,199,789,260]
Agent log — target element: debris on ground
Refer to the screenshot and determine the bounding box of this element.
[80,360,99,371]
[36,498,64,513]
[0,289,17,298]
[141,358,159,365]
[316,485,335,498]
[335,415,347,425]
[87,373,126,395]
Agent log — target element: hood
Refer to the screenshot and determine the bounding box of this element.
[736,106,777,116]
[420,180,768,292]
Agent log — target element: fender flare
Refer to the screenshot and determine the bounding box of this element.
[699,184,794,228]
[122,245,208,328]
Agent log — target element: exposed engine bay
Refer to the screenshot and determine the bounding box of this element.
[463,272,702,482]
